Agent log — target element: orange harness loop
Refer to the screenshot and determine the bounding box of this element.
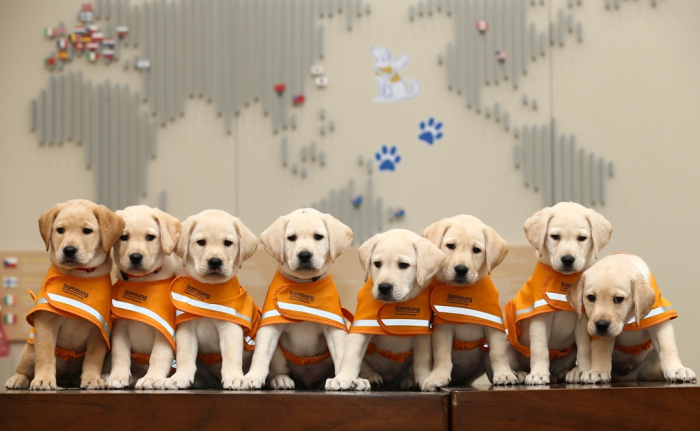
[615,339,652,355]
[452,337,489,352]
[278,343,331,366]
[130,351,151,366]
[55,346,86,362]
[197,352,223,365]
[365,342,413,363]
[549,344,575,360]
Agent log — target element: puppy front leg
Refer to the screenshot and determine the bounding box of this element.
[405,334,432,391]
[30,312,60,390]
[485,327,519,385]
[217,322,251,390]
[358,358,383,388]
[5,343,35,389]
[421,325,453,391]
[650,321,696,383]
[158,322,198,390]
[106,320,132,389]
[580,336,614,384]
[525,314,552,385]
[325,333,372,391]
[567,316,592,383]
[80,328,109,389]
[244,324,283,389]
[324,326,348,375]
[268,346,294,390]
[135,331,174,390]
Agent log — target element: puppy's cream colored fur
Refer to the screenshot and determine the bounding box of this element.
[5,199,124,390]
[106,205,181,389]
[243,208,353,389]
[326,229,444,391]
[155,210,258,390]
[566,254,695,384]
[420,215,518,390]
[515,202,612,385]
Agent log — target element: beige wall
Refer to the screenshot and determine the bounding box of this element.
[1,0,700,373]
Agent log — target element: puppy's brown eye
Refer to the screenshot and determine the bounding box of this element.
[587,295,596,302]
[472,247,481,254]
[83,228,93,235]
[197,240,206,246]
[314,234,324,241]
[224,240,233,247]
[146,235,156,241]
[551,234,561,240]
[120,235,129,241]
[287,235,297,242]
[577,236,587,241]
[374,261,381,268]
[613,296,624,304]
[399,262,410,269]
[56,227,65,234]
[446,244,455,250]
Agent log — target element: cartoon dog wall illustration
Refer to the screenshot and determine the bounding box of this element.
[370,46,421,102]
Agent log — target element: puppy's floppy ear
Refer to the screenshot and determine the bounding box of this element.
[358,234,381,282]
[523,207,554,255]
[413,237,446,288]
[38,204,61,251]
[631,274,656,327]
[567,274,585,321]
[585,209,613,259]
[175,217,197,266]
[322,214,353,262]
[94,205,126,253]
[421,218,450,247]
[152,209,181,255]
[233,217,259,268]
[259,216,289,263]
[484,226,508,274]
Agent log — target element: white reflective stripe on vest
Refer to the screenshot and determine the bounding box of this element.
[546,292,568,302]
[434,305,504,325]
[351,319,380,327]
[112,299,175,338]
[176,310,185,316]
[171,292,252,323]
[261,309,281,320]
[351,318,431,328]
[626,305,675,325]
[515,298,549,316]
[275,301,346,325]
[28,332,34,339]
[46,292,111,336]
[245,336,255,346]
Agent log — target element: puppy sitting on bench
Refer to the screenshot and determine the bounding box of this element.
[326,229,445,391]
[5,199,124,390]
[106,205,181,389]
[566,253,695,384]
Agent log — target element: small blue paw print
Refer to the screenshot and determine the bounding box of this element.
[375,145,401,171]
[418,117,444,145]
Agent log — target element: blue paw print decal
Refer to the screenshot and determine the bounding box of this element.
[375,145,401,171]
[418,117,444,145]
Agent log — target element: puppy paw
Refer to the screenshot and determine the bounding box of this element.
[135,376,158,390]
[353,378,373,391]
[222,377,254,391]
[81,376,106,390]
[269,374,295,390]
[325,377,354,391]
[524,372,550,386]
[492,371,520,386]
[665,367,697,384]
[399,375,417,390]
[421,373,450,391]
[106,373,131,389]
[514,371,528,384]
[361,372,384,388]
[581,370,610,384]
[5,373,30,390]
[30,376,57,390]
[158,374,192,390]
[244,372,266,389]
[565,367,581,384]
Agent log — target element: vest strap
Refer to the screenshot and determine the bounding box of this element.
[55,346,86,362]
[131,351,151,366]
[366,342,413,363]
[278,343,331,366]
[452,337,489,352]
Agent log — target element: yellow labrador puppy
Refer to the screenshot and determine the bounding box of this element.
[106,205,181,389]
[155,210,259,390]
[421,215,519,391]
[566,253,696,384]
[504,202,612,385]
[326,229,445,391]
[243,208,353,390]
[5,199,124,390]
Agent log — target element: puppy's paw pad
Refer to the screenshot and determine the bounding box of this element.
[135,377,157,390]
[159,376,192,390]
[30,377,57,391]
[492,372,519,386]
[81,376,106,390]
[581,370,610,384]
[418,117,444,145]
[666,368,697,384]
[565,367,581,384]
[5,374,30,390]
[223,378,253,391]
[375,145,402,171]
[399,375,417,390]
[270,375,295,390]
[421,374,450,391]
[524,372,550,386]
[106,374,131,389]
[353,378,372,391]
[244,373,266,389]
[325,377,354,391]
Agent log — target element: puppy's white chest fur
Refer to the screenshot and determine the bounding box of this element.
[450,324,487,379]
[280,321,334,386]
[518,311,577,350]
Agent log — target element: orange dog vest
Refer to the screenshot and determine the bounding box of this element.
[111,277,177,352]
[504,262,580,359]
[430,276,506,331]
[169,276,260,352]
[260,272,351,331]
[349,278,433,337]
[27,266,113,349]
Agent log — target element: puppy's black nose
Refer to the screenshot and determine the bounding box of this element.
[298,250,313,262]
[454,265,469,277]
[561,255,576,267]
[129,253,143,264]
[63,246,78,257]
[595,320,611,333]
[378,283,393,296]
[208,258,223,269]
